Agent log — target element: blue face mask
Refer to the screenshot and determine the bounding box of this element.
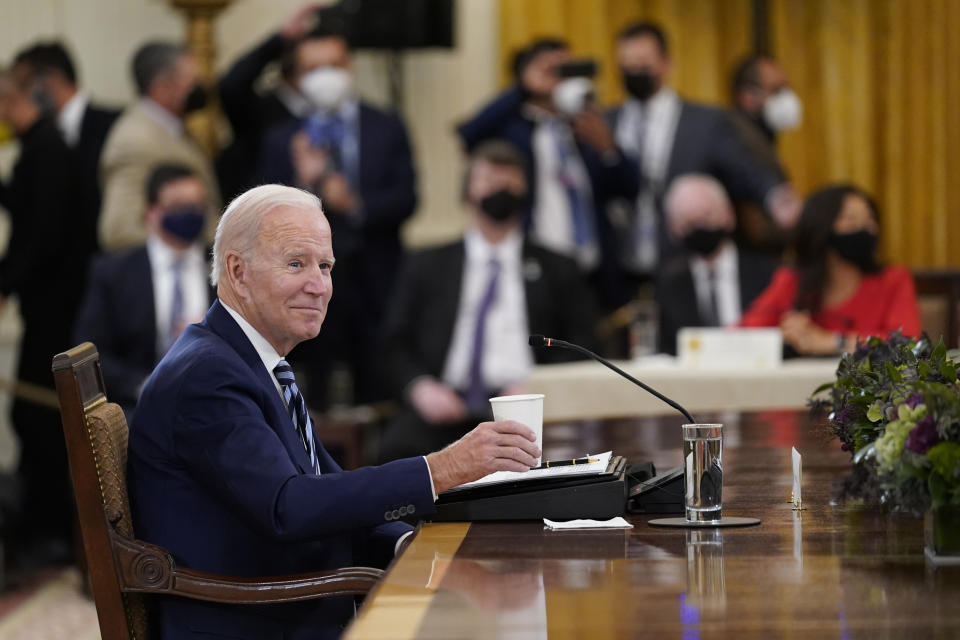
[161,205,206,243]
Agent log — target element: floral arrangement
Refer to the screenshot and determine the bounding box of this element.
[811,331,960,515]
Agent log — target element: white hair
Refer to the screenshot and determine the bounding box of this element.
[210,184,323,286]
[664,173,733,227]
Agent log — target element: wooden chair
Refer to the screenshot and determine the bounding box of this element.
[52,343,383,640]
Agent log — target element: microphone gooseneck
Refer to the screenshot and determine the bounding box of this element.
[529,334,696,423]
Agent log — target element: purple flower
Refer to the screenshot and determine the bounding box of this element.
[904,416,939,455]
[906,393,924,408]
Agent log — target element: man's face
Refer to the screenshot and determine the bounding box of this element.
[468,159,527,203]
[617,35,669,83]
[668,183,735,240]
[239,206,334,356]
[157,54,200,115]
[295,37,350,81]
[523,48,571,98]
[145,176,207,247]
[739,59,791,116]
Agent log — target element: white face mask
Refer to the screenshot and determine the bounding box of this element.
[552,77,594,117]
[762,88,802,132]
[299,67,352,112]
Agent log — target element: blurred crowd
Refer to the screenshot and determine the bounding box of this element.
[0,5,920,568]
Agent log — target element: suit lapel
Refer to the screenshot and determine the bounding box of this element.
[203,300,317,474]
[521,244,548,333]
[435,243,466,362]
[131,247,158,358]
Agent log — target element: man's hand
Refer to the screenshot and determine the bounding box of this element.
[290,131,331,189]
[409,378,467,425]
[281,4,322,41]
[318,173,359,213]
[572,108,615,154]
[780,310,838,355]
[425,420,541,494]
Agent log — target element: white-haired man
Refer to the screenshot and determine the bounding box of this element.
[127,184,540,639]
[656,173,778,354]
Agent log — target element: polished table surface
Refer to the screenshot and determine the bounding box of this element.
[346,410,960,639]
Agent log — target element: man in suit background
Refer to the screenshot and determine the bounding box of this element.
[128,183,540,639]
[74,164,213,416]
[12,41,119,258]
[258,25,417,408]
[378,141,597,462]
[609,22,799,280]
[456,38,639,309]
[729,54,801,255]
[0,68,84,567]
[216,4,319,201]
[656,174,778,354]
[99,41,220,251]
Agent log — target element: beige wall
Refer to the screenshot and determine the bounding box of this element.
[0,0,500,247]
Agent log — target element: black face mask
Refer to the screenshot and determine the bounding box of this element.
[183,84,208,114]
[621,69,658,101]
[479,189,526,222]
[829,230,878,270]
[683,227,728,257]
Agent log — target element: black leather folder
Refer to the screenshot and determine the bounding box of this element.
[429,456,628,521]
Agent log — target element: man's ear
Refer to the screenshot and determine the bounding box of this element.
[224,251,249,297]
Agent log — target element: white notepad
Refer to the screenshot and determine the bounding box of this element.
[449,451,613,492]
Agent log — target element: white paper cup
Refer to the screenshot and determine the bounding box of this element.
[489,394,544,466]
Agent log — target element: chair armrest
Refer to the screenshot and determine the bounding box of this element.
[111,531,384,604]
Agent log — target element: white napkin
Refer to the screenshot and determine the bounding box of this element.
[543,517,633,530]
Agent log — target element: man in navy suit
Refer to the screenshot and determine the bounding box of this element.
[127,183,540,639]
[608,22,800,279]
[378,141,597,462]
[12,41,119,257]
[456,38,640,309]
[74,164,214,416]
[258,25,417,407]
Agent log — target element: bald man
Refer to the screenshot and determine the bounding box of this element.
[656,174,778,354]
[128,184,539,639]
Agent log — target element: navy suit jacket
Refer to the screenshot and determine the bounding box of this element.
[128,300,435,639]
[72,245,215,415]
[609,99,783,262]
[258,103,416,306]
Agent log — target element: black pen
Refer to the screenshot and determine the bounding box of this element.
[532,457,599,470]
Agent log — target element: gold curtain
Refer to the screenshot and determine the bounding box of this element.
[498,0,752,106]
[771,0,960,268]
[498,0,960,268]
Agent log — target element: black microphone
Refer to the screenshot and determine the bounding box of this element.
[529,334,696,423]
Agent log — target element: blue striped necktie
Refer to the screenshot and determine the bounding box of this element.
[273,360,321,474]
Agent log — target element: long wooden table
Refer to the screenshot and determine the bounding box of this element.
[346,410,960,639]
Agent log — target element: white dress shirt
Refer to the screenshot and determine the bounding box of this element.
[221,301,437,528]
[442,228,535,392]
[138,97,184,136]
[146,236,210,356]
[57,92,88,147]
[527,109,599,270]
[615,88,682,272]
[689,241,742,327]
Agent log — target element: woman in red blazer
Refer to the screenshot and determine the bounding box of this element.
[741,184,920,355]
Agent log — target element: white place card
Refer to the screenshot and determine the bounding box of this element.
[792,447,802,510]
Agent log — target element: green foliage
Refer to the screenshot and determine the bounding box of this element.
[811,331,960,514]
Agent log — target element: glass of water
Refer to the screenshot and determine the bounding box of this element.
[683,423,723,523]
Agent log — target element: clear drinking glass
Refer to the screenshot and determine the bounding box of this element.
[683,423,723,523]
